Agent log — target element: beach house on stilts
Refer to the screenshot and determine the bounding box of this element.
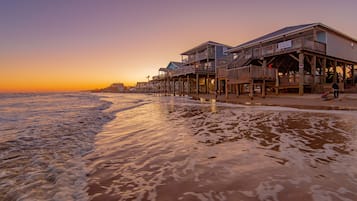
[155,61,183,95]
[169,41,232,96]
[218,23,357,98]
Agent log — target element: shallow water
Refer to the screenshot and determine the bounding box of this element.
[1,93,356,201]
[86,94,357,201]
[0,93,113,201]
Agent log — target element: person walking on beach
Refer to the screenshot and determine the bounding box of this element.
[332,82,339,98]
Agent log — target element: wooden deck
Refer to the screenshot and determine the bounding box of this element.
[171,66,215,77]
[220,65,277,84]
[233,36,326,60]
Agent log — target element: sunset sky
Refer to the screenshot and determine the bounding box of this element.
[1,0,357,92]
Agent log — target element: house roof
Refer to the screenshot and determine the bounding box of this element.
[228,23,357,53]
[165,61,182,70]
[181,41,232,55]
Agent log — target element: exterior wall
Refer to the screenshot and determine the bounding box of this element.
[326,32,357,62]
[215,46,224,59]
[317,31,326,43]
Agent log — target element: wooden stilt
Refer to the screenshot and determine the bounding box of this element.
[196,74,199,95]
[262,80,266,98]
[298,52,304,96]
[333,60,337,83]
[218,79,221,95]
[173,79,176,96]
[249,80,254,99]
[275,70,279,95]
[225,79,228,99]
[187,75,190,95]
[235,84,239,97]
[322,57,327,84]
[311,55,316,92]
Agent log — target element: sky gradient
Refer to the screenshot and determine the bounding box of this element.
[1,0,357,92]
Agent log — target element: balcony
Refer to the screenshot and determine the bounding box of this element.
[235,37,326,60]
[171,65,215,77]
[184,49,215,64]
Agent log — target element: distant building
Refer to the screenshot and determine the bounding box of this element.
[108,83,125,92]
[135,82,149,92]
[92,83,126,93]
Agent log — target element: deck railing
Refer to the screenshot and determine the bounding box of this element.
[226,65,277,84]
[235,37,326,59]
[185,50,215,64]
[279,74,315,86]
[171,66,195,76]
[216,55,233,66]
[171,65,215,77]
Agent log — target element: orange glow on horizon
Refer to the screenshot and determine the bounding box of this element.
[1,1,357,92]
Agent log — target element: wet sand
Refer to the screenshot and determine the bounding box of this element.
[193,93,357,111]
[86,94,357,201]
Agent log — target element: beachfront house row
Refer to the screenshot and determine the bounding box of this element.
[217,23,357,97]
[154,61,183,94]
[168,41,232,95]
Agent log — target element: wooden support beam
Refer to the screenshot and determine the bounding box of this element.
[275,69,279,95]
[205,75,209,94]
[225,79,228,99]
[267,57,276,65]
[187,75,190,95]
[317,57,322,67]
[173,80,176,96]
[353,64,356,86]
[298,53,304,96]
[311,55,316,92]
[333,60,337,83]
[343,63,346,85]
[289,54,299,62]
[322,57,327,84]
[235,84,239,97]
[218,79,221,95]
[196,74,199,95]
[249,80,254,99]
[262,80,266,98]
[305,55,312,65]
[182,78,185,95]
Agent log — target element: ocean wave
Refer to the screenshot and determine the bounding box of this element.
[0,93,114,201]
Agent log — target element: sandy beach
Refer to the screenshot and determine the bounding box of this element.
[191,93,357,111]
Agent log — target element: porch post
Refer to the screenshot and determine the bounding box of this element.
[173,79,176,96]
[333,60,337,83]
[311,55,316,92]
[225,79,228,99]
[235,84,239,97]
[322,57,327,84]
[218,79,221,95]
[343,63,346,85]
[206,74,209,94]
[262,59,267,97]
[298,53,304,96]
[353,64,356,86]
[196,74,199,95]
[249,80,254,99]
[275,68,279,95]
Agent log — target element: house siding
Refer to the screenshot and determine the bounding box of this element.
[326,32,357,62]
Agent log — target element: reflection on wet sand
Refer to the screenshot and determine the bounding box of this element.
[87,95,357,201]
